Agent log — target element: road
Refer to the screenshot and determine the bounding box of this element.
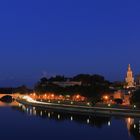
[16,97,140,117]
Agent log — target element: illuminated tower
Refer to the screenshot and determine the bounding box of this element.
[125,64,135,88]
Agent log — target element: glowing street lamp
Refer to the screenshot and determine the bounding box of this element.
[76,95,80,99]
[108,104,111,107]
[133,105,137,109]
[134,124,136,129]
[71,101,74,105]
[51,94,54,98]
[104,96,109,100]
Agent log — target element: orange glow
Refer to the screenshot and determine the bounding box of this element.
[51,94,54,98]
[103,95,109,100]
[29,92,86,102]
[128,117,131,124]
[72,94,86,101]
[76,95,80,99]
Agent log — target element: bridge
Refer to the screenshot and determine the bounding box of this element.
[0,93,20,99]
[0,93,21,106]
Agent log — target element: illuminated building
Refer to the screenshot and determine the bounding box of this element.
[113,90,124,99]
[125,64,135,88]
[52,81,82,87]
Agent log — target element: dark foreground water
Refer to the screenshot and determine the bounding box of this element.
[0,102,140,140]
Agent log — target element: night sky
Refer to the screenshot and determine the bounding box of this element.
[0,0,140,87]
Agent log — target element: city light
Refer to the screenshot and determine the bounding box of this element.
[70,116,73,121]
[103,96,109,100]
[108,104,111,107]
[134,105,137,109]
[22,96,36,103]
[71,101,74,105]
[51,94,54,98]
[108,121,111,126]
[87,119,90,124]
[28,92,87,103]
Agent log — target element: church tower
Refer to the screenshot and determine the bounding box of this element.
[125,64,135,88]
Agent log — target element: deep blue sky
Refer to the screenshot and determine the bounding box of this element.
[0,0,140,87]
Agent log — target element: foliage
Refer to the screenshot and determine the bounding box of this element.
[49,75,67,82]
[34,74,111,100]
[130,89,140,106]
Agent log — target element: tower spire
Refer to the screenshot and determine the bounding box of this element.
[125,64,135,88]
[128,64,131,71]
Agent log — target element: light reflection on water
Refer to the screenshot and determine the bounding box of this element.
[14,103,140,140]
[0,101,140,140]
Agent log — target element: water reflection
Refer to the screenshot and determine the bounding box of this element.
[129,119,140,140]
[0,100,19,107]
[5,102,140,140]
[13,103,112,128]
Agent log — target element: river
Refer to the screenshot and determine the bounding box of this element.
[0,101,140,140]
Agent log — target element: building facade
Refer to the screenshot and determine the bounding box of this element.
[53,81,82,87]
[125,64,135,88]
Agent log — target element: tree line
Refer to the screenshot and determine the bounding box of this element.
[34,74,112,99]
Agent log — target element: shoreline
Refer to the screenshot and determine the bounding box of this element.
[16,99,140,118]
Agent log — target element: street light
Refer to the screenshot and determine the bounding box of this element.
[108,104,111,107]
[134,124,136,129]
[103,95,109,100]
[133,105,137,109]
[71,101,74,105]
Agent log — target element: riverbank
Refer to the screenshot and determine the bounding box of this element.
[16,98,140,117]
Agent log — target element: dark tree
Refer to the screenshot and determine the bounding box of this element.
[49,75,66,82]
[130,89,140,107]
